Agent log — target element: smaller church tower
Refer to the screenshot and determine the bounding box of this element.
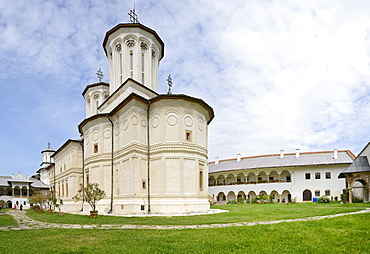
[38,142,55,184]
[82,82,109,118]
[41,142,55,165]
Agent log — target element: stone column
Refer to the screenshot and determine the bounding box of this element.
[348,188,353,203]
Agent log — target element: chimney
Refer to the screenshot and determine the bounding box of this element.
[280,149,284,159]
[295,148,300,158]
[215,156,219,165]
[333,148,338,159]
[236,153,241,162]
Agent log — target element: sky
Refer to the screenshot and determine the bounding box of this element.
[1,0,370,177]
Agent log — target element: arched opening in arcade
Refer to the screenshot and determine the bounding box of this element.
[227,191,236,202]
[269,171,279,182]
[237,191,246,203]
[227,174,235,185]
[248,191,257,202]
[236,173,245,184]
[281,170,291,182]
[217,175,225,185]
[217,192,226,204]
[270,190,279,202]
[282,190,291,203]
[352,180,366,202]
[208,176,215,186]
[257,171,267,183]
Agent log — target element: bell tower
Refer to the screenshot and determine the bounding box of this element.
[102,23,164,95]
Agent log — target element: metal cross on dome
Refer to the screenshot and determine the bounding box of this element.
[128,5,140,24]
[167,74,173,94]
[96,68,104,82]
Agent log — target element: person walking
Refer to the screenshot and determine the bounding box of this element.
[20,204,23,211]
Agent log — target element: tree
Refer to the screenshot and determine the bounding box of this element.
[28,191,47,209]
[45,190,57,210]
[73,183,106,212]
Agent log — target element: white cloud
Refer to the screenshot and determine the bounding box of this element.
[1,0,370,175]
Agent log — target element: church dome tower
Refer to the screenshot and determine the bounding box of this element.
[103,23,164,95]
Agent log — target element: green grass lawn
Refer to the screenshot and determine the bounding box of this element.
[0,212,18,227]
[0,212,369,253]
[25,202,370,226]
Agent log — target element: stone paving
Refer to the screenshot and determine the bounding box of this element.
[1,208,369,231]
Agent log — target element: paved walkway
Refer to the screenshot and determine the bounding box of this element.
[1,208,369,231]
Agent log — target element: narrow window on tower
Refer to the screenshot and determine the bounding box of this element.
[141,52,145,84]
[130,50,133,78]
[120,52,123,84]
[94,144,99,153]
[185,131,192,142]
[142,180,146,190]
[199,170,204,191]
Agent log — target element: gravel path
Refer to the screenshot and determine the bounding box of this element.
[1,208,369,231]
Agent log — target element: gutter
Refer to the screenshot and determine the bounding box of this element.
[106,115,114,214]
[79,141,85,211]
[147,101,151,214]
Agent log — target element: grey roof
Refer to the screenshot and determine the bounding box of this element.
[30,179,49,188]
[0,176,11,187]
[340,156,370,175]
[9,173,33,183]
[209,150,355,173]
[0,175,49,189]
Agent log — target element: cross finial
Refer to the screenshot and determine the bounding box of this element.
[128,4,140,24]
[96,68,104,82]
[47,142,51,149]
[167,74,173,95]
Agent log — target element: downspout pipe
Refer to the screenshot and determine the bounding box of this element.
[79,140,85,212]
[106,115,114,214]
[147,101,151,214]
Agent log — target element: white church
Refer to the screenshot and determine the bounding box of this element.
[38,20,214,215]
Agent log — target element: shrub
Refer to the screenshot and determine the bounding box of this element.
[227,200,236,205]
[317,196,330,203]
[352,196,363,203]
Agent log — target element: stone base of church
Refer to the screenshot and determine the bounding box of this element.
[64,197,210,216]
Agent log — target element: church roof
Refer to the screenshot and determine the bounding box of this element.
[79,87,214,133]
[150,94,215,124]
[82,82,109,97]
[102,23,165,60]
[209,150,355,174]
[339,142,370,178]
[340,156,370,175]
[51,139,82,158]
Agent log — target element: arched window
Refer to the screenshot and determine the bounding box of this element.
[22,187,27,196]
[14,187,20,196]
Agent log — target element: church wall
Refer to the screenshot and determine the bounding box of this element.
[51,141,83,211]
[165,158,181,195]
[183,158,197,195]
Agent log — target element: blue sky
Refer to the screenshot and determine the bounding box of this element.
[1,0,370,177]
